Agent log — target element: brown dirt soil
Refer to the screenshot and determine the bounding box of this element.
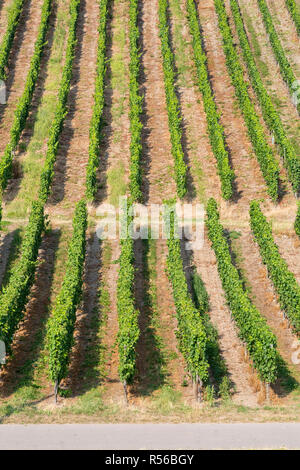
[193,231,259,406]
[167,1,262,405]
[275,232,300,285]
[196,0,297,222]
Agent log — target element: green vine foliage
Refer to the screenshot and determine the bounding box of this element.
[39,0,80,203]
[0,1,81,369]
[257,0,300,114]
[285,0,300,36]
[115,0,145,387]
[128,0,143,202]
[166,209,208,382]
[186,0,234,200]
[158,0,187,199]
[0,0,52,192]
[192,271,210,314]
[0,201,45,356]
[0,0,25,80]
[117,202,140,385]
[48,200,87,385]
[86,0,109,201]
[295,202,300,238]
[214,0,279,201]
[231,0,300,194]
[250,200,300,333]
[206,198,278,383]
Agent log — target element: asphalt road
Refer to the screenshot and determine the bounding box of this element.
[0,423,299,449]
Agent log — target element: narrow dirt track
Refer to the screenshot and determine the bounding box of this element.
[193,233,259,406]
[48,0,100,215]
[0,0,44,144]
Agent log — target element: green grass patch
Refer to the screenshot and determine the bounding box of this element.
[107,161,127,206]
[150,385,191,415]
[241,8,269,78]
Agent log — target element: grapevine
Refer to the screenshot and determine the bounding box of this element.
[0,0,25,80]
[250,200,300,333]
[257,0,300,114]
[47,200,87,401]
[39,0,80,202]
[214,0,279,201]
[285,0,300,37]
[85,0,109,201]
[158,0,187,199]
[166,209,209,397]
[295,202,300,238]
[186,0,234,200]
[231,0,300,193]
[206,198,278,384]
[0,201,45,358]
[117,202,140,396]
[128,0,143,202]
[0,0,53,192]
